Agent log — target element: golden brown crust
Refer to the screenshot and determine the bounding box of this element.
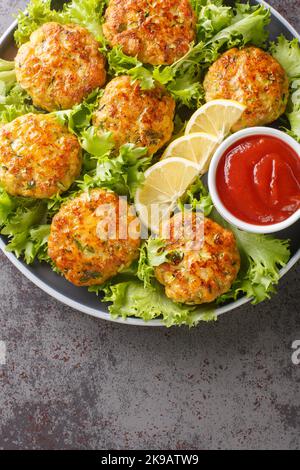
[103,0,196,65]
[0,114,82,199]
[93,76,175,155]
[204,47,289,130]
[155,213,241,305]
[48,189,141,287]
[15,22,107,112]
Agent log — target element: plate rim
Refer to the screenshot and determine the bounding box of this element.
[0,0,299,327]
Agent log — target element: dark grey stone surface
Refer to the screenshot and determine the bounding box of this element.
[0,0,299,450]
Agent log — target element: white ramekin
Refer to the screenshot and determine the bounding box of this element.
[208,127,300,234]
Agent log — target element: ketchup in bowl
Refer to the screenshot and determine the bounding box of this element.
[216,135,300,226]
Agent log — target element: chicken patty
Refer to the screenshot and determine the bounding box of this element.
[48,189,141,287]
[15,22,107,112]
[155,213,240,305]
[103,0,196,65]
[0,114,82,199]
[203,47,289,130]
[93,75,175,154]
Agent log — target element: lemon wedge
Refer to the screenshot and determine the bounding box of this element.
[185,99,246,141]
[135,157,200,233]
[162,132,218,172]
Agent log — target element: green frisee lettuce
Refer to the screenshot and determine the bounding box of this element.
[270,36,300,142]
[14,0,108,46]
[0,59,39,123]
[0,188,49,263]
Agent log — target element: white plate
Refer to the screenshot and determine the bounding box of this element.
[0,0,299,326]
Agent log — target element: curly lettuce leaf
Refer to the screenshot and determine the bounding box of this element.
[0,59,15,73]
[153,51,206,108]
[0,58,40,123]
[167,65,204,108]
[178,177,213,216]
[0,59,16,95]
[0,188,49,262]
[270,36,300,142]
[0,83,39,123]
[24,224,51,264]
[270,36,300,79]
[14,0,65,46]
[153,64,204,108]
[207,3,270,48]
[107,46,155,90]
[100,280,216,327]
[54,88,102,136]
[0,188,16,224]
[193,2,270,59]
[14,0,108,46]
[78,141,151,198]
[287,79,300,142]
[233,231,290,303]
[63,0,108,42]
[191,0,233,42]
[80,127,114,156]
[54,101,151,207]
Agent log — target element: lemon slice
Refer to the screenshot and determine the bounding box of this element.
[161,132,218,173]
[135,157,200,233]
[185,99,246,141]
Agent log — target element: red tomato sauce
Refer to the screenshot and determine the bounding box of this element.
[216,135,300,225]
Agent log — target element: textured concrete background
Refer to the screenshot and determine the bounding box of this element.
[0,0,299,450]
